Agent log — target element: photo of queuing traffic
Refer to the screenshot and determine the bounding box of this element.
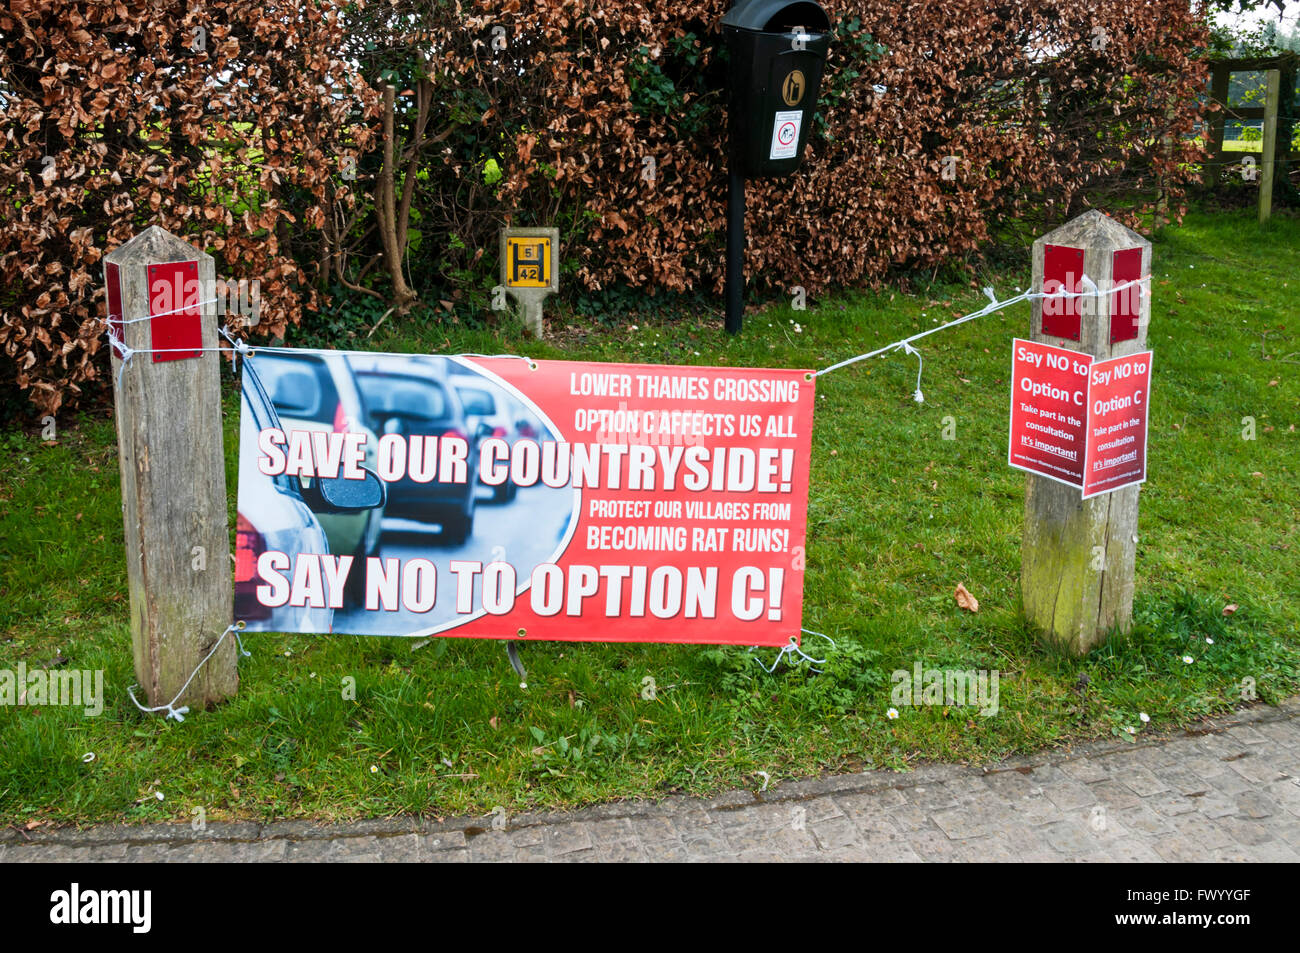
[234,351,575,636]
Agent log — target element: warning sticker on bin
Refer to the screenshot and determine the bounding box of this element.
[770,110,802,160]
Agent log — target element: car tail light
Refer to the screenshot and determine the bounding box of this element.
[332,400,346,433]
[443,428,467,443]
[492,426,507,438]
[234,513,272,622]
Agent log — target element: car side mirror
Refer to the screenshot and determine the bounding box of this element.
[301,466,386,514]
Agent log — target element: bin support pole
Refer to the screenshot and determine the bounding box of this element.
[725,163,745,334]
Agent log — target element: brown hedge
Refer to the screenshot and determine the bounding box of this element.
[421,0,1208,295]
[0,0,378,414]
[3,0,1210,414]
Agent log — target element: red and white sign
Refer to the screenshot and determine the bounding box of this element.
[236,352,815,647]
[1008,339,1090,486]
[1008,339,1152,498]
[769,110,802,160]
[1081,351,1152,499]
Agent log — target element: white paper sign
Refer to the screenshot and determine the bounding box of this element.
[769,111,802,160]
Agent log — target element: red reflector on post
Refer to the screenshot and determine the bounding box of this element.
[106,262,123,351]
[1110,247,1144,343]
[147,259,202,362]
[1042,244,1084,341]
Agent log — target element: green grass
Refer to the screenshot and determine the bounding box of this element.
[1,206,1297,826]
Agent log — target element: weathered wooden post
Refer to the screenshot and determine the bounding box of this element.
[1259,69,1280,225]
[1022,211,1151,655]
[1206,62,1230,183]
[104,226,237,710]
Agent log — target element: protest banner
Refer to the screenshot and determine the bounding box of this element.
[234,350,815,647]
[1008,339,1091,487]
[1081,351,1152,499]
[1008,339,1152,499]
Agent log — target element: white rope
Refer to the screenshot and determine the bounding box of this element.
[127,621,249,723]
[902,341,924,403]
[815,285,1016,377]
[113,298,221,325]
[106,323,543,395]
[800,628,836,651]
[105,318,538,377]
[106,328,228,392]
[111,336,134,390]
[217,325,255,374]
[815,276,1150,380]
[755,628,836,674]
[101,276,1150,393]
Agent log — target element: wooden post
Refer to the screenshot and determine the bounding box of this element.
[1282,62,1298,169]
[1206,63,1230,183]
[1154,116,1174,230]
[104,227,237,710]
[1260,69,1281,225]
[1022,211,1152,655]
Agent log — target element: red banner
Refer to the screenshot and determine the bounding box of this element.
[235,352,815,647]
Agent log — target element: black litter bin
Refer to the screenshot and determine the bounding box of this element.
[722,0,831,177]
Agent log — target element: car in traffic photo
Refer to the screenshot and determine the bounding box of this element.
[350,354,486,544]
[454,378,524,503]
[246,350,385,590]
[235,355,386,629]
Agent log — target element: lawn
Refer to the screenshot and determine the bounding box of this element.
[0,206,1297,826]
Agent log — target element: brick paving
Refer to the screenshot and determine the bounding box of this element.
[4,698,1298,862]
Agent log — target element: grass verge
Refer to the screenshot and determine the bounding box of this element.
[0,206,1296,826]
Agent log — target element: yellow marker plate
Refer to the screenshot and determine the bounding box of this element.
[505,236,551,288]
